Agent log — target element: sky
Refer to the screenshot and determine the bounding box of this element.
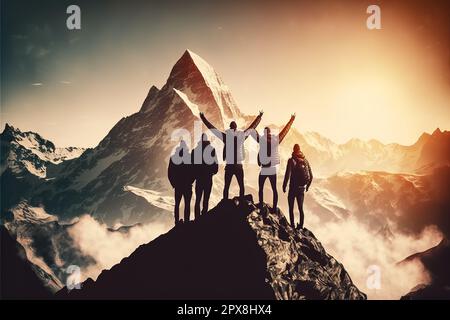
[1,0,449,147]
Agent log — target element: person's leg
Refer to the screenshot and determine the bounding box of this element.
[288,190,295,227]
[268,174,278,211]
[296,191,305,228]
[223,167,232,199]
[202,177,213,215]
[183,187,193,222]
[258,173,267,205]
[194,180,202,219]
[174,188,182,225]
[236,166,245,197]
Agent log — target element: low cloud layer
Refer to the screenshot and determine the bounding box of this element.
[308,215,442,299]
[67,211,442,299]
[67,215,171,282]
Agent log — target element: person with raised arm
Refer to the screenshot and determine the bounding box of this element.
[199,111,263,199]
[251,114,296,213]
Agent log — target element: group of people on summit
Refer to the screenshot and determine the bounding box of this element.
[168,111,313,229]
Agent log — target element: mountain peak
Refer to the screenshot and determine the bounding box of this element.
[165,50,241,128]
[57,195,366,300]
[139,85,160,112]
[179,49,210,70]
[432,128,442,136]
[2,123,18,136]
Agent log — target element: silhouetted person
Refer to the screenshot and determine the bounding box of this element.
[252,114,295,212]
[192,133,218,218]
[283,144,313,229]
[168,140,194,225]
[200,111,263,199]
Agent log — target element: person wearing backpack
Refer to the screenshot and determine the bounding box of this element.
[282,144,313,229]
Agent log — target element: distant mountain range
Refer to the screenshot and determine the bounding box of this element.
[306,166,450,238]
[1,49,449,299]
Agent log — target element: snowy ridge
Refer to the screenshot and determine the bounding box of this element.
[10,202,58,224]
[164,49,243,129]
[1,124,85,178]
[124,185,174,212]
[173,88,200,116]
[184,49,240,123]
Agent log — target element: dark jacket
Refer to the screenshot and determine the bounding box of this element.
[191,140,219,180]
[283,151,313,191]
[168,146,195,189]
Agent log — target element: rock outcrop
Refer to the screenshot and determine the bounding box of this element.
[57,196,366,300]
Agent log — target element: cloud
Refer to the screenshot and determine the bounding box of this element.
[67,215,171,281]
[308,214,443,299]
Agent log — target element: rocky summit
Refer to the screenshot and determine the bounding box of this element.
[56,195,366,300]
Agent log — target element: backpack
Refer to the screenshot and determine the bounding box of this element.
[292,157,310,186]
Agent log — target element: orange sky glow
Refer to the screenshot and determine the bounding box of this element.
[2,1,449,147]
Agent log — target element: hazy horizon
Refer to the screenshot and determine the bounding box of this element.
[2,0,450,147]
[1,112,446,149]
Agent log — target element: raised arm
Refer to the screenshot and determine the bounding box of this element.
[278,114,296,143]
[244,110,263,141]
[248,128,261,142]
[283,159,292,192]
[200,112,225,141]
[244,110,263,133]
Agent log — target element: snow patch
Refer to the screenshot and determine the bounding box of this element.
[173,88,200,116]
[124,185,174,212]
[73,150,127,190]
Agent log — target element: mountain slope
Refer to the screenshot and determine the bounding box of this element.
[303,165,450,238]
[280,127,450,177]
[0,124,85,178]
[2,201,168,294]
[29,50,257,225]
[2,202,88,292]
[0,226,52,299]
[0,124,84,213]
[56,196,366,300]
[400,238,450,299]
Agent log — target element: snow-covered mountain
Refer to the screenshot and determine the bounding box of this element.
[2,201,168,293]
[303,164,450,237]
[280,127,450,177]
[0,124,85,214]
[27,50,260,225]
[2,50,449,229]
[2,49,449,299]
[0,124,84,178]
[2,202,86,292]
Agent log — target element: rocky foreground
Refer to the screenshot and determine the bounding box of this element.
[57,195,366,300]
